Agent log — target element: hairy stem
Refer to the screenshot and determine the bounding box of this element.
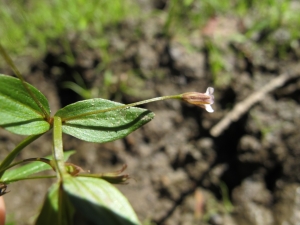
[53,116,66,179]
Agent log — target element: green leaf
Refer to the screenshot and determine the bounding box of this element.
[1,151,75,182]
[0,74,51,135]
[35,182,75,225]
[37,176,139,225]
[64,176,141,225]
[55,99,154,143]
[35,183,60,225]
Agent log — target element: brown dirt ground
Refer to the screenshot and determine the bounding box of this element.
[1,10,300,225]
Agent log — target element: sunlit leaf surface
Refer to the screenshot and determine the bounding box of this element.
[55,99,154,143]
[37,176,140,225]
[64,176,141,225]
[0,74,50,135]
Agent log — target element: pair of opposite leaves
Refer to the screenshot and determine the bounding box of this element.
[0,74,154,143]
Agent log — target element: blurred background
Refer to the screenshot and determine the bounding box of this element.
[1,0,300,224]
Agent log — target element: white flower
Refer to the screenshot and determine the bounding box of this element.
[181,87,214,113]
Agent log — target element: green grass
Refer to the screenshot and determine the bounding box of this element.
[1,0,300,90]
[0,0,138,60]
[1,0,299,57]
[5,213,16,225]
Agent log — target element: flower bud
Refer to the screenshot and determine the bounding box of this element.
[99,164,130,184]
[79,164,130,184]
[65,162,85,176]
[182,87,214,113]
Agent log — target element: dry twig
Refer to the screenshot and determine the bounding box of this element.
[210,72,300,137]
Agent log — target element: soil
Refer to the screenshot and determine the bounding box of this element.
[1,6,300,225]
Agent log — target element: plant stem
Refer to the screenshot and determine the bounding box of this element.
[53,116,66,179]
[0,134,43,178]
[62,94,182,122]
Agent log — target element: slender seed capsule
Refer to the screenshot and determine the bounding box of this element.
[181,87,214,113]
